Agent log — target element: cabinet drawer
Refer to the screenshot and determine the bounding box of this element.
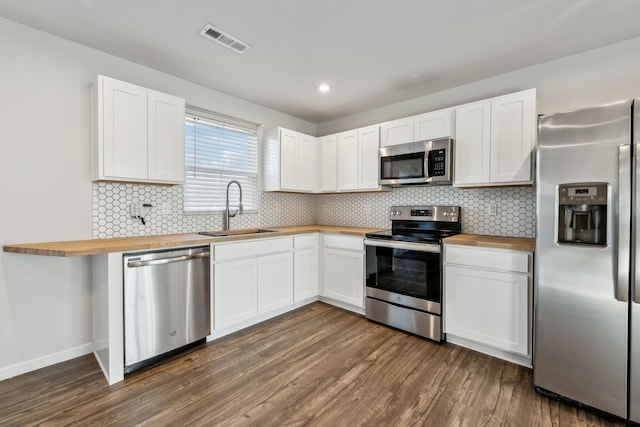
[294,234,317,249]
[215,237,292,261]
[445,245,530,274]
[323,234,363,251]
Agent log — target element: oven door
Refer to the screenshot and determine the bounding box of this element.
[365,239,442,314]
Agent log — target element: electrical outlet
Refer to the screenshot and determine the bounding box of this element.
[364,203,372,216]
[161,202,170,215]
[487,204,498,216]
[130,203,141,218]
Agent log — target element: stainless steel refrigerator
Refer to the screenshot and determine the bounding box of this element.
[535,99,639,422]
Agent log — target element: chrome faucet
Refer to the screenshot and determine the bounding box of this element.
[223,180,243,231]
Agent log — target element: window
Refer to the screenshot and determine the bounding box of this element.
[184,109,259,213]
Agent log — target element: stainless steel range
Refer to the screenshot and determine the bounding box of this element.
[364,206,461,341]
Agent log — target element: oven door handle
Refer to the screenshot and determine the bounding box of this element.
[364,239,441,253]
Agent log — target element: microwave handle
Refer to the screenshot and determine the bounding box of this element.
[424,151,430,178]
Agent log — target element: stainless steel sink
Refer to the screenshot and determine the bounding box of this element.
[198,231,228,237]
[198,229,277,238]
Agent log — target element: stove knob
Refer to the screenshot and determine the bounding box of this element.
[397,210,402,216]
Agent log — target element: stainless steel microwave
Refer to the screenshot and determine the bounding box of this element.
[379,138,453,186]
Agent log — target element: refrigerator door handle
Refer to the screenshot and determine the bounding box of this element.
[617,144,631,302]
[635,141,640,304]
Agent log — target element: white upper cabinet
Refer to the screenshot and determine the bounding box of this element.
[380,117,414,147]
[147,90,186,183]
[337,125,381,191]
[358,125,381,190]
[454,101,491,185]
[489,91,536,184]
[337,130,359,191]
[265,125,382,194]
[380,108,455,147]
[454,89,536,187]
[319,134,338,192]
[297,133,317,192]
[93,75,185,185]
[263,127,318,192]
[414,108,455,141]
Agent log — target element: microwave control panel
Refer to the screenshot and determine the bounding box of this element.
[427,149,447,177]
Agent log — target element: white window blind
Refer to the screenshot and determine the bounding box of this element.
[184,110,259,213]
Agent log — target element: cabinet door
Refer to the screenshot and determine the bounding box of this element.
[414,108,454,141]
[454,101,491,186]
[358,125,380,190]
[490,90,536,184]
[445,265,529,355]
[380,117,414,147]
[320,134,338,192]
[147,90,185,183]
[297,133,317,192]
[322,248,364,308]
[294,248,318,302]
[280,129,298,190]
[337,130,359,191]
[258,252,294,314]
[101,77,148,180]
[214,258,258,329]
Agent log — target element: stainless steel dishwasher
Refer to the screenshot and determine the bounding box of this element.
[123,246,210,373]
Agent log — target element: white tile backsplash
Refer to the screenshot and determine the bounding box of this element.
[316,186,535,238]
[93,183,535,239]
[92,182,316,238]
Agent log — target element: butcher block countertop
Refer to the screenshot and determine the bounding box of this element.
[2,225,384,257]
[444,234,535,252]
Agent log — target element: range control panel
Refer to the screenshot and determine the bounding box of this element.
[389,205,460,222]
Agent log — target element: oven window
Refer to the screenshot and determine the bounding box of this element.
[381,152,424,180]
[367,246,440,301]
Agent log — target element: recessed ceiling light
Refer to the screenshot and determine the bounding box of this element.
[318,83,331,93]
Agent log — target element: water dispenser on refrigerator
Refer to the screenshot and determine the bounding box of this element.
[557,183,608,246]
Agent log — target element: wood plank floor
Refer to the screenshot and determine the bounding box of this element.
[0,302,625,426]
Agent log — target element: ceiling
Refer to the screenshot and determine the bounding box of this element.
[2,1,640,124]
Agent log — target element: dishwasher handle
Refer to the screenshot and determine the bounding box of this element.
[127,251,209,268]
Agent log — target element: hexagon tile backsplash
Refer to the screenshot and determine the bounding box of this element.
[92,182,316,239]
[93,182,535,239]
[316,186,535,238]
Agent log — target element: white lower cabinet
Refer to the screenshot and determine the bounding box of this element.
[444,244,532,366]
[214,258,258,329]
[294,234,319,302]
[257,252,293,314]
[212,233,366,334]
[321,235,364,311]
[213,237,293,331]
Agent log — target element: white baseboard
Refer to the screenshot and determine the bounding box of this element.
[446,334,532,368]
[0,342,93,382]
[318,296,365,315]
[207,298,319,342]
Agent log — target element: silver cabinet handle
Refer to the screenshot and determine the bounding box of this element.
[635,142,640,304]
[364,239,441,253]
[617,144,630,302]
[127,251,209,268]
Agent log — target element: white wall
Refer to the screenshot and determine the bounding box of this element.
[0,17,315,380]
[317,36,640,135]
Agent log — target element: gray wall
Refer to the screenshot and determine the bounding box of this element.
[317,36,640,135]
[3,16,640,379]
[0,17,315,380]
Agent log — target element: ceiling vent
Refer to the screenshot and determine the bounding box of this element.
[200,24,251,54]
